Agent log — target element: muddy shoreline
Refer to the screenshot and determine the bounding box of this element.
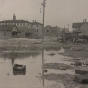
[44,63,74,70]
[44,74,88,88]
[0,38,88,88]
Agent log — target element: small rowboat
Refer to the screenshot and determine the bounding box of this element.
[13,64,26,71]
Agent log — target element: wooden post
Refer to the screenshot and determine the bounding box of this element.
[41,0,46,87]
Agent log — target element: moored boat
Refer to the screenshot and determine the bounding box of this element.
[13,64,26,71]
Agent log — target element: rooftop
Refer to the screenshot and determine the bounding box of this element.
[72,22,88,28]
[0,25,17,31]
[17,27,29,32]
[0,20,31,23]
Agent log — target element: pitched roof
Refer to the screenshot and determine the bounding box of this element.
[72,22,84,28]
[0,20,31,23]
[0,25,17,31]
[45,25,52,28]
[17,27,29,32]
[44,25,52,29]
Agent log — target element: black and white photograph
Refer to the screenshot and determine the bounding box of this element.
[0,0,88,88]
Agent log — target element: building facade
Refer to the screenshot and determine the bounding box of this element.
[44,25,61,37]
[72,19,88,36]
[0,14,31,28]
[30,21,43,38]
[0,25,19,38]
[17,27,30,38]
[0,14,43,38]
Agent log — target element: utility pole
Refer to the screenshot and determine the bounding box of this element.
[63,25,65,42]
[68,24,69,32]
[41,0,46,87]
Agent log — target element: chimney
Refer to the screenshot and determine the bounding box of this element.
[85,19,87,23]
[83,19,84,23]
[13,13,16,20]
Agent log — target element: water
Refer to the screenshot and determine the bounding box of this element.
[44,69,75,75]
[0,47,74,88]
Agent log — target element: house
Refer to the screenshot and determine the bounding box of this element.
[17,27,30,38]
[28,28,37,38]
[0,14,43,38]
[0,25,19,38]
[72,19,88,37]
[44,25,61,37]
[31,20,43,38]
[0,14,31,28]
[44,25,52,36]
[51,26,61,37]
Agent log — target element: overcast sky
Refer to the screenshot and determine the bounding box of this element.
[0,0,88,30]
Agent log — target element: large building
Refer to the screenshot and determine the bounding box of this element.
[0,25,19,38]
[30,21,43,38]
[0,14,31,28]
[72,19,88,36]
[0,14,43,38]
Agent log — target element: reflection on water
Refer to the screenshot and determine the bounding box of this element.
[0,47,73,87]
[44,69,75,75]
[13,70,26,75]
[1,51,41,59]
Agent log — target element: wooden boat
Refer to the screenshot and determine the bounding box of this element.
[13,64,26,71]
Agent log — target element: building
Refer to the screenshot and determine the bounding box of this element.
[72,19,88,37]
[30,20,43,38]
[51,26,61,37]
[0,14,43,38]
[44,25,61,37]
[28,28,37,38]
[44,25,52,36]
[0,25,19,38]
[0,13,31,28]
[17,27,30,38]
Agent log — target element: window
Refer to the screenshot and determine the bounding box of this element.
[36,29,38,32]
[37,24,38,27]
[46,30,49,32]
[4,32,6,36]
[53,30,54,32]
[31,25,33,27]
[20,23,22,27]
[25,23,27,26]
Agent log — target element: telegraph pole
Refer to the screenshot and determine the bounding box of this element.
[68,24,69,32]
[41,0,46,87]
